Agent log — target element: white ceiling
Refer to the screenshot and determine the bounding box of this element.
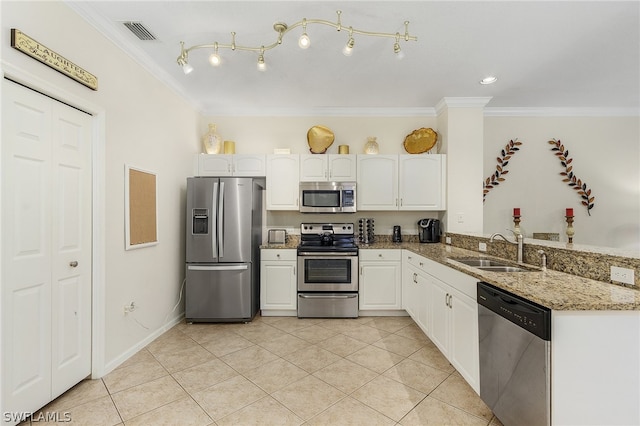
[69,1,640,115]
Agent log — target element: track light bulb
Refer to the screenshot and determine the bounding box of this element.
[182,62,194,74]
[393,42,405,60]
[298,33,310,49]
[343,37,355,56]
[209,53,221,66]
[257,54,266,71]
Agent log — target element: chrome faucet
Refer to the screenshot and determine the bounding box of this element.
[489,231,524,263]
[537,250,547,271]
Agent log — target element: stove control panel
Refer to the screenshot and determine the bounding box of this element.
[301,223,354,235]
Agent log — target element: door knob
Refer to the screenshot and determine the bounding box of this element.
[69,261,78,267]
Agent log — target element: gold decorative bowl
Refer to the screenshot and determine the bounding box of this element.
[403,127,438,154]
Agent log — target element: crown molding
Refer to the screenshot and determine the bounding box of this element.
[484,107,640,117]
[202,106,437,117]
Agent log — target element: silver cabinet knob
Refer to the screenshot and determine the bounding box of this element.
[69,261,78,267]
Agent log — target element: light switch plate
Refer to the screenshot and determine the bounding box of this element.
[611,266,635,285]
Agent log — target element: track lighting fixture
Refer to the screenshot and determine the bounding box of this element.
[298,19,311,49]
[208,42,221,66]
[343,27,355,56]
[176,11,417,73]
[257,47,266,71]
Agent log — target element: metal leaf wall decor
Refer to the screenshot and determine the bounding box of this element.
[483,139,524,202]
[548,138,595,215]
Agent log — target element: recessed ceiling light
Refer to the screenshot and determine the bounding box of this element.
[480,76,498,85]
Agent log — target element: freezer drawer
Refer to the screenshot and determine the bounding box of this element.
[297,292,358,318]
[185,263,255,322]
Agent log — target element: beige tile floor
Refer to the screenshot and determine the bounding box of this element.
[25,315,504,425]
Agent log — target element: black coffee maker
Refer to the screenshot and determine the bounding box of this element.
[418,219,441,243]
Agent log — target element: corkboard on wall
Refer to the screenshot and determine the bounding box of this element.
[125,165,158,250]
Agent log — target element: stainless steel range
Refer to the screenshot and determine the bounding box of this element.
[297,223,358,318]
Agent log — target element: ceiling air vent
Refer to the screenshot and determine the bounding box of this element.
[123,22,156,41]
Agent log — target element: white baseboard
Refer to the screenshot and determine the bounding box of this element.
[97,313,184,378]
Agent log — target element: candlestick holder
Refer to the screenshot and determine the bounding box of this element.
[565,215,575,244]
[513,215,522,237]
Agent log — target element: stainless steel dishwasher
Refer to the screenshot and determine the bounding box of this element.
[477,282,552,426]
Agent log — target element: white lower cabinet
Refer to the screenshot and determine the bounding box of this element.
[402,251,429,334]
[260,249,297,316]
[402,250,480,394]
[359,250,402,310]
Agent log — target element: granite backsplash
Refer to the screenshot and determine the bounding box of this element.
[444,232,640,287]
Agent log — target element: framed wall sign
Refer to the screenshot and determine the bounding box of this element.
[125,165,158,250]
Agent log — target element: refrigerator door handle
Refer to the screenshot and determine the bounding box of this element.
[212,181,219,259]
[218,181,225,258]
[187,265,249,271]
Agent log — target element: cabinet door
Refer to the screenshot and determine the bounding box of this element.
[260,261,297,310]
[398,154,445,210]
[233,155,266,176]
[414,271,430,335]
[266,155,299,210]
[448,287,479,393]
[359,261,402,310]
[428,277,450,356]
[328,155,357,181]
[357,155,398,210]
[197,154,233,176]
[299,155,328,181]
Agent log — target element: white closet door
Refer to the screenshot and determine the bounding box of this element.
[50,101,92,399]
[1,80,92,415]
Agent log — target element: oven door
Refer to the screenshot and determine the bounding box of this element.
[297,252,358,292]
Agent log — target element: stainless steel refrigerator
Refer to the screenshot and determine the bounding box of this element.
[185,177,264,322]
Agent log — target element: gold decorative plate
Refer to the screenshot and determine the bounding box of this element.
[307,125,335,154]
[403,127,438,154]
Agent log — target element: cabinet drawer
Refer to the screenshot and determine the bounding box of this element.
[261,249,296,261]
[360,249,402,261]
[403,250,428,270]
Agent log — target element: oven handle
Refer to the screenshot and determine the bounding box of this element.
[298,294,358,299]
[297,251,358,257]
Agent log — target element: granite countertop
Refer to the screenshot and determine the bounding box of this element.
[358,241,640,311]
[260,237,639,311]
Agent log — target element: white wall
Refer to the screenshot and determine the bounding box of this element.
[483,116,640,252]
[203,115,442,234]
[1,2,201,373]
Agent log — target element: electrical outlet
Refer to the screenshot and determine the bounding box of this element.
[610,266,635,285]
[445,236,452,245]
[479,242,487,252]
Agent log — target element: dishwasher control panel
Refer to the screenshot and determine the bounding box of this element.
[477,282,551,340]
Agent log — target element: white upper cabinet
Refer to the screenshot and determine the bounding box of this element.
[398,154,446,210]
[357,155,398,210]
[327,155,357,181]
[357,154,446,211]
[195,154,266,176]
[300,154,356,182]
[266,154,300,210]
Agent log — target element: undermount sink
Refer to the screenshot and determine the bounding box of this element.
[451,258,510,267]
[476,266,530,273]
[451,258,533,272]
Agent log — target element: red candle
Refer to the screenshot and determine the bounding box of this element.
[566,208,574,217]
[513,208,521,216]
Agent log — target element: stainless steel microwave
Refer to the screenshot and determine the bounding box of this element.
[299,182,356,213]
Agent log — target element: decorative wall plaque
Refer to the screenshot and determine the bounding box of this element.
[10,29,98,91]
